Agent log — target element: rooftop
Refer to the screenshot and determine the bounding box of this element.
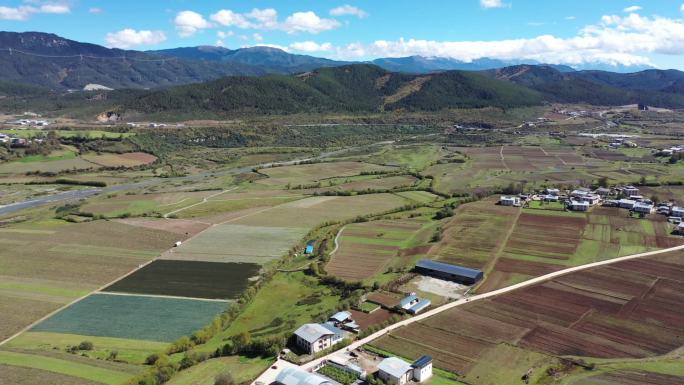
[294,323,334,344]
[416,259,483,279]
[377,357,413,378]
[412,355,433,369]
[330,311,352,323]
[276,367,332,385]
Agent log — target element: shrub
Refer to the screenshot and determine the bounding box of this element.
[214,372,235,385]
[78,341,94,351]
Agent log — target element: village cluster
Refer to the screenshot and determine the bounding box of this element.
[0,132,38,146]
[269,259,484,385]
[500,185,684,232]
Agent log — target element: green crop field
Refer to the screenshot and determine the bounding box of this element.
[0,129,133,139]
[0,364,101,385]
[256,161,393,188]
[6,331,168,365]
[166,356,271,385]
[366,144,446,170]
[0,350,132,385]
[31,294,228,342]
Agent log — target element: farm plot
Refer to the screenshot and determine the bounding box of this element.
[81,152,157,168]
[429,199,518,269]
[502,212,586,261]
[81,191,216,217]
[31,293,228,342]
[103,260,260,299]
[256,161,393,188]
[325,219,431,281]
[164,224,307,264]
[0,152,156,175]
[234,194,410,228]
[0,220,181,341]
[312,175,418,193]
[369,253,684,380]
[573,370,684,385]
[0,364,101,385]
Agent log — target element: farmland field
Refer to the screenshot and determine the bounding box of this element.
[0,152,156,175]
[165,356,271,385]
[103,260,260,299]
[256,161,393,188]
[31,294,228,342]
[0,364,100,385]
[164,224,308,264]
[369,251,684,384]
[326,218,434,282]
[0,219,183,341]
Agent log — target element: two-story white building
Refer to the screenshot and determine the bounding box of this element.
[293,323,343,354]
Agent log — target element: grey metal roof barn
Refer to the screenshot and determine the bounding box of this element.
[415,259,484,284]
[377,357,413,379]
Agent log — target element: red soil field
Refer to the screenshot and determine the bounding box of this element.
[349,309,394,330]
[584,370,684,385]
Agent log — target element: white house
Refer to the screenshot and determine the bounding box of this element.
[500,196,521,206]
[377,357,414,385]
[623,186,640,197]
[578,194,601,205]
[543,194,559,202]
[619,199,636,210]
[672,207,684,218]
[569,201,590,212]
[293,323,343,354]
[377,356,434,385]
[411,356,433,382]
[633,202,654,214]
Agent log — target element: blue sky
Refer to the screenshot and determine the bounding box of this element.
[2,0,684,69]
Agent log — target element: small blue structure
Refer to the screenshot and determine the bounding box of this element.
[415,259,484,285]
[408,299,431,314]
[305,240,315,254]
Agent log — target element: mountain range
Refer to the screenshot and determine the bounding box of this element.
[0,31,659,91]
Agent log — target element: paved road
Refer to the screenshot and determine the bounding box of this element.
[253,244,684,383]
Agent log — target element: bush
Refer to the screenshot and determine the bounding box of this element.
[214,372,235,385]
[78,341,94,351]
[144,353,160,365]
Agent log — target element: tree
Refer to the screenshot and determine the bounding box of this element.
[598,176,609,188]
[214,372,235,385]
[230,332,251,353]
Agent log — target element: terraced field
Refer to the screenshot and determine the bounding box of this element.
[370,251,684,384]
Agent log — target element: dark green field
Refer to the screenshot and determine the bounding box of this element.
[31,294,228,342]
[103,260,260,299]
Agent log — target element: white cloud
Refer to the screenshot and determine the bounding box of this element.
[89,7,103,14]
[210,8,341,34]
[105,29,167,49]
[326,13,684,68]
[217,31,234,39]
[290,41,333,52]
[0,3,70,20]
[210,9,252,29]
[623,5,642,13]
[253,33,264,42]
[480,0,509,9]
[330,5,368,18]
[283,11,341,34]
[565,16,576,20]
[681,3,684,12]
[174,10,212,37]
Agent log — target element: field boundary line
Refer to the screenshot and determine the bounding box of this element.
[253,243,684,384]
[163,187,237,218]
[97,291,232,303]
[499,145,509,170]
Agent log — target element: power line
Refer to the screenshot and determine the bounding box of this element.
[0,48,177,63]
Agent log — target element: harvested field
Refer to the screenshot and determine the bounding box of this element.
[366,292,401,308]
[577,370,684,385]
[429,199,518,269]
[81,152,157,167]
[0,364,100,385]
[103,260,260,299]
[234,194,409,228]
[31,294,228,342]
[114,218,210,236]
[325,219,429,281]
[164,224,307,264]
[312,175,418,193]
[368,253,684,377]
[257,162,392,187]
[349,309,394,330]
